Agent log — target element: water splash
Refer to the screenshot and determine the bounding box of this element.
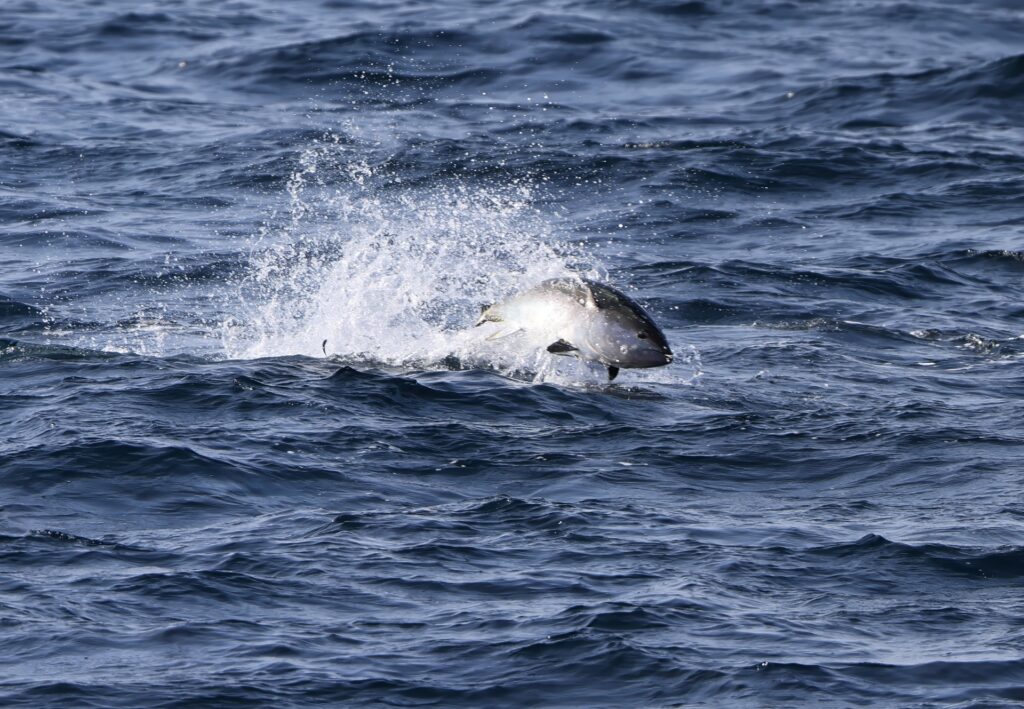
[222,134,599,377]
[31,132,692,386]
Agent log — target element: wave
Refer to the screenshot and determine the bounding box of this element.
[779,52,1024,126]
[813,533,1024,580]
[0,297,41,321]
[198,27,512,92]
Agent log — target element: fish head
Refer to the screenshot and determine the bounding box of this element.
[592,312,673,368]
[581,280,673,369]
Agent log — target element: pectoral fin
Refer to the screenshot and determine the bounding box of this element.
[607,366,619,381]
[486,327,523,342]
[546,339,578,355]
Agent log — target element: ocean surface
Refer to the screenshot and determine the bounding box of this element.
[3,0,1024,706]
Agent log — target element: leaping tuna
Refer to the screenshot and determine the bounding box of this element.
[476,277,672,381]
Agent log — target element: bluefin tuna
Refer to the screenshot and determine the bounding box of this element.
[476,277,672,381]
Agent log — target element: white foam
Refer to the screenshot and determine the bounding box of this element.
[220,134,599,377]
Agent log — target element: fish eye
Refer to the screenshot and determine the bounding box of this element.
[637,331,648,339]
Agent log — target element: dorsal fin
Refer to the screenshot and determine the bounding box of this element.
[475,305,501,327]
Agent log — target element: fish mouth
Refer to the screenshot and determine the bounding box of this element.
[610,349,673,369]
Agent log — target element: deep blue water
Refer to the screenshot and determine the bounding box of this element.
[3,0,1024,705]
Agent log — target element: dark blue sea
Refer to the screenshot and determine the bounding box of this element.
[3,0,1024,706]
